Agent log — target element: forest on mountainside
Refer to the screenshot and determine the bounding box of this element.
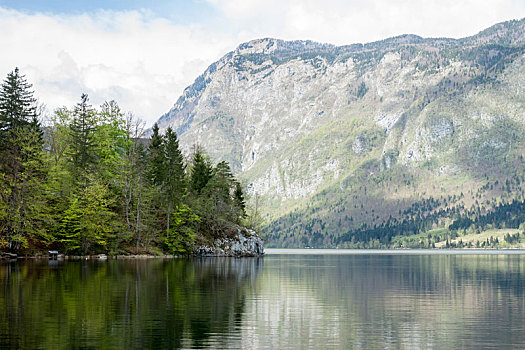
[0,68,250,256]
[265,181,525,248]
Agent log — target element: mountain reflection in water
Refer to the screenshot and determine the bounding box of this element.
[1,253,524,349]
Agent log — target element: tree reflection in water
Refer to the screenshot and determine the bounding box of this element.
[1,254,525,349]
[0,257,263,349]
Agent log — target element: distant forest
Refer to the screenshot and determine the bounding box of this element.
[0,68,249,255]
[266,184,525,248]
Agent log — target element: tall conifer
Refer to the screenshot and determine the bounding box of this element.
[190,147,213,194]
[0,68,45,251]
[147,123,165,186]
[69,94,96,178]
[0,67,36,133]
[164,127,186,231]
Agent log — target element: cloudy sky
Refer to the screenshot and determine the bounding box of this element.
[1,0,525,126]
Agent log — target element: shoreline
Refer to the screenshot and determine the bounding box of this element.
[4,247,525,261]
[265,248,525,255]
[2,254,181,260]
[1,253,267,260]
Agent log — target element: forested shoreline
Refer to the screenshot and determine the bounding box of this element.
[0,68,251,256]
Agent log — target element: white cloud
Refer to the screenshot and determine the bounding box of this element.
[1,2,525,127]
[209,0,525,44]
[0,7,237,126]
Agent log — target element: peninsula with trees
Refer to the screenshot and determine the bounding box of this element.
[0,68,263,257]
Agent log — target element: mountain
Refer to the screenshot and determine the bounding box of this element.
[155,19,525,248]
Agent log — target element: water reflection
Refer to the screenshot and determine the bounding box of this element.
[0,258,263,349]
[1,254,524,349]
[243,254,525,349]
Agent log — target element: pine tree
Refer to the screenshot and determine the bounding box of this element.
[190,147,213,194]
[164,127,186,231]
[145,123,167,238]
[0,67,36,133]
[211,160,235,215]
[0,68,39,176]
[0,68,45,252]
[147,123,165,186]
[197,160,231,225]
[69,94,97,179]
[164,127,186,202]
[133,142,151,252]
[233,181,247,220]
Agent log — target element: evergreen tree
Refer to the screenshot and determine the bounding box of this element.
[190,147,213,194]
[234,181,247,220]
[0,68,46,252]
[145,123,167,239]
[0,67,36,133]
[0,68,39,176]
[69,94,97,180]
[0,79,258,255]
[164,127,186,203]
[147,123,165,186]
[208,161,246,222]
[133,142,153,252]
[209,160,235,220]
[44,107,76,246]
[164,127,186,231]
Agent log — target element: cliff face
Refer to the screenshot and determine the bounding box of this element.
[156,19,525,247]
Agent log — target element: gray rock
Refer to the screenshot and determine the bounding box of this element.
[194,228,264,257]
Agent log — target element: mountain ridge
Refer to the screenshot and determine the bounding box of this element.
[154,18,525,247]
[156,17,525,137]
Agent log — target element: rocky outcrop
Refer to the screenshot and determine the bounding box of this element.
[1,252,17,260]
[194,228,264,257]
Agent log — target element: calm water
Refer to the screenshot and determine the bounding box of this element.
[1,250,525,349]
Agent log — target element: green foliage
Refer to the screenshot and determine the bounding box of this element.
[69,94,97,181]
[0,174,8,249]
[0,67,47,252]
[207,161,245,223]
[166,204,199,254]
[0,258,258,349]
[144,124,188,236]
[187,158,248,238]
[94,100,127,185]
[59,180,119,254]
[164,127,186,208]
[0,67,36,132]
[0,69,248,255]
[234,182,247,219]
[147,123,165,186]
[190,148,213,194]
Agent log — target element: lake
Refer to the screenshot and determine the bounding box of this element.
[1,250,525,349]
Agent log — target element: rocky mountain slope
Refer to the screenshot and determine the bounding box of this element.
[155,18,525,247]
